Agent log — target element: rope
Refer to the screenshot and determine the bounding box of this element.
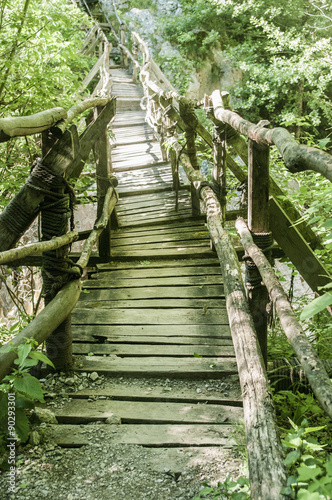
[244,231,274,290]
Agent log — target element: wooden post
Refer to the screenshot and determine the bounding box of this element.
[95,106,111,259]
[120,22,128,67]
[179,101,200,216]
[212,124,227,223]
[246,139,270,366]
[132,42,138,82]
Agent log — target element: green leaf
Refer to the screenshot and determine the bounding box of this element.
[15,393,35,410]
[296,489,321,500]
[300,293,332,320]
[297,464,322,481]
[13,373,45,402]
[284,449,301,466]
[325,456,332,476]
[17,343,31,366]
[15,408,30,443]
[193,352,202,358]
[29,350,55,368]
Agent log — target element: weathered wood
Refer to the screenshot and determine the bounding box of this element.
[211,89,332,182]
[75,355,239,378]
[236,217,332,420]
[76,298,225,309]
[72,333,232,345]
[77,284,224,300]
[96,257,222,271]
[76,187,118,269]
[106,247,215,260]
[171,140,287,498]
[210,91,320,249]
[48,424,237,447]
[66,386,241,405]
[95,106,112,258]
[54,399,242,425]
[72,322,231,338]
[66,98,116,179]
[269,197,331,293]
[247,139,270,366]
[54,97,113,133]
[72,307,229,325]
[0,280,81,382]
[90,266,222,279]
[0,107,67,142]
[0,231,78,265]
[82,275,223,289]
[72,343,235,357]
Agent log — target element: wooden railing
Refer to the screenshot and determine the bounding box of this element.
[100,3,332,498]
[0,3,331,498]
[0,20,118,375]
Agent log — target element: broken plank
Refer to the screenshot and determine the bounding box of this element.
[54,398,242,424]
[72,343,235,357]
[48,424,237,447]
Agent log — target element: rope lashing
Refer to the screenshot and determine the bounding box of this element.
[28,159,82,302]
[244,231,274,290]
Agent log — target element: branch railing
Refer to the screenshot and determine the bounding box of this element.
[1,3,331,497]
[99,4,332,497]
[0,19,118,375]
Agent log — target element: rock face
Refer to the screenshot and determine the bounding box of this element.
[100,0,241,100]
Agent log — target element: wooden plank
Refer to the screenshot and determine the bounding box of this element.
[82,275,223,289]
[269,197,331,293]
[112,110,146,127]
[90,266,222,280]
[112,240,208,250]
[72,323,231,339]
[112,222,206,238]
[65,386,241,406]
[110,229,208,245]
[71,308,229,325]
[96,258,220,271]
[72,343,235,357]
[72,334,232,346]
[48,424,237,447]
[54,398,242,423]
[108,247,216,259]
[78,285,225,300]
[77,299,225,309]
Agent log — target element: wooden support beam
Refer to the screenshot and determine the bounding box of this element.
[269,197,331,293]
[95,106,112,259]
[247,139,270,366]
[236,217,332,421]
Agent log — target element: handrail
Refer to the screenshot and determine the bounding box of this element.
[210,90,332,182]
[0,14,118,374]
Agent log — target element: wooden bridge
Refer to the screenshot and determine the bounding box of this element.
[0,1,332,498]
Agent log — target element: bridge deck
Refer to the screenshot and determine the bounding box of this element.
[47,68,242,455]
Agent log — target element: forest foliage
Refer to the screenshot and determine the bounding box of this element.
[0,0,93,210]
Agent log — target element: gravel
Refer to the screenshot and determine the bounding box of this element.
[0,373,245,499]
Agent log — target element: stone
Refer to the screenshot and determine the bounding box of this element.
[90,372,99,381]
[33,407,58,424]
[105,414,122,425]
[29,430,41,446]
[65,377,75,386]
